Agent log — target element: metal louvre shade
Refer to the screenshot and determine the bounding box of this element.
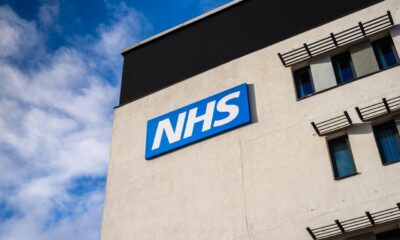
[307,203,400,239]
[278,11,394,67]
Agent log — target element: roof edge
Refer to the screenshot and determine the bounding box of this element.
[120,0,244,54]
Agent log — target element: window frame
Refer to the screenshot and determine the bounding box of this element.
[372,120,400,166]
[372,36,400,70]
[292,36,400,101]
[331,51,357,85]
[292,66,315,100]
[327,135,358,180]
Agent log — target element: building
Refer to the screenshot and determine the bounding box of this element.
[101,0,400,239]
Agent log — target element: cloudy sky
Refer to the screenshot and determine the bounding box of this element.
[0,0,231,239]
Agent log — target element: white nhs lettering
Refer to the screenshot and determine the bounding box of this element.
[151,91,240,150]
[145,83,251,160]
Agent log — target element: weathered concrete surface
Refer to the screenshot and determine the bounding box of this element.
[102,1,400,239]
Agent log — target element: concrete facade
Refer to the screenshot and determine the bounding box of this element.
[102,1,400,239]
[350,41,380,77]
[310,55,337,92]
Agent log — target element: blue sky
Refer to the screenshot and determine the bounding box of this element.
[0,0,231,239]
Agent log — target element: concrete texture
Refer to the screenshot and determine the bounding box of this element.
[310,55,337,91]
[102,1,400,239]
[390,25,400,58]
[350,41,380,77]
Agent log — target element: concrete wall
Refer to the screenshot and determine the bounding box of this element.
[310,55,337,92]
[390,25,400,57]
[350,41,380,77]
[102,1,400,239]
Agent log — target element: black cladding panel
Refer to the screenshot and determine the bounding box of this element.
[119,0,383,105]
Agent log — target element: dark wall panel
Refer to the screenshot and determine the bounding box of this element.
[119,0,383,105]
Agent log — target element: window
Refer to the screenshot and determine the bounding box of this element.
[376,229,400,240]
[373,37,399,70]
[292,36,399,101]
[373,121,400,165]
[332,51,355,84]
[328,136,356,179]
[293,67,314,99]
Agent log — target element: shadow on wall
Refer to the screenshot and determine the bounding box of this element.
[350,123,372,135]
[391,24,400,37]
[390,24,400,54]
[247,84,258,124]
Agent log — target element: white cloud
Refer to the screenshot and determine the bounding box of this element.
[93,3,151,78]
[0,3,146,240]
[0,6,41,59]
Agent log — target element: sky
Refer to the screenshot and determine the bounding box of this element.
[0,0,231,239]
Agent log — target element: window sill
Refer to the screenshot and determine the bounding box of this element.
[296,63,400,101]
[334,172,360,181]
[382,159,400,166]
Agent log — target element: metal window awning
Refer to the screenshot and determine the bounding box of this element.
[311,111,353,136]
[278,11,394,67]
[307,203,400,239]
[356,95,400,122]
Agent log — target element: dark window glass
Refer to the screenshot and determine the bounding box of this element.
[332,52,355,84]
[294,67,313,98]
[373,37,398,70]
[373,121,400,165]
[376,229,400,240]
[328,136,356,179]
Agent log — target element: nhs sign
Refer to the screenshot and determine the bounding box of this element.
[145,83,251,160]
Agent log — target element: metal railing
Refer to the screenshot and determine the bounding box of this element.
[311,111,352,136]
[278,11,394,67]
[355,95,400,122]
[307,203,400,239]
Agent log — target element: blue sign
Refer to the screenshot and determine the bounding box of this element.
[145,83,251,160]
